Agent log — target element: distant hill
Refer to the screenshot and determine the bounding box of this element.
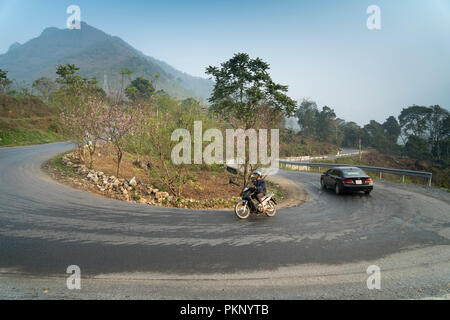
[0,22,213,102]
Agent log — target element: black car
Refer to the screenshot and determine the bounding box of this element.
[320,167,373,195]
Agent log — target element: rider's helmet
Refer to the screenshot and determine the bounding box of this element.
[253,170,262,177]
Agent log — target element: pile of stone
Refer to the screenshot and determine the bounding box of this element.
[61,153,170,205]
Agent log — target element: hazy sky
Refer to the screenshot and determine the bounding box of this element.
[0,0,449,125]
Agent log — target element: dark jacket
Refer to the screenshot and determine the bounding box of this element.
[253,179,267,195]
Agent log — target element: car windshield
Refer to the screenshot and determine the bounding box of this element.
[341,168,366,177]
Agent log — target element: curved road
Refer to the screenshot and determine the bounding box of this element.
[0,142,449,299]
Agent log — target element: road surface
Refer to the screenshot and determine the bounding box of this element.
[0,142,449,299]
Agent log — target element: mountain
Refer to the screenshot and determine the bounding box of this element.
[0,22,213,101]
[7,42,21,52]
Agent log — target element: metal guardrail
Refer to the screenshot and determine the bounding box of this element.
[279,161,433,187]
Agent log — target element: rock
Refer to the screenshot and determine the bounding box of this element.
[87,172,99,184]
[152,189,159,194]
[98,172,104,177]
[139,198,147,204]
[129,177,137,187]
[132,160,145,169]
[155,192,169,199]
[122,189,128,195]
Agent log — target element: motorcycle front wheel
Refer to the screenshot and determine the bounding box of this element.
[235,200,250,219]
[265,200,277,217]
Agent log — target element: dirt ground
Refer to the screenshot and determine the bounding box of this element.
[86,153,242,200]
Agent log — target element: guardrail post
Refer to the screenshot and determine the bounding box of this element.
[379,172,382,180]
[402,175,405,184]
[429,176,432,187]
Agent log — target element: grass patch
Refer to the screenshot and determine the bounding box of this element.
[0,117,62,147]
[50,152,82,179]
[267,180,284,200]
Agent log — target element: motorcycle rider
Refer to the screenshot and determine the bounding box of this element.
[244,171,267,213]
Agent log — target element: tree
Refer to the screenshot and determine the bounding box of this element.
[398,105,430,140]
[363,120,397,154]
[125,77,155,102]
[32,77,56,103]
[334,118,346,147]
[438,137,450,162]
[101,104,139,177]
[150,73,161,85]
[342,122,363,148]
[405,135,431,159]
[55,64,104,96]
[206,53,297,189]
[295,99,318,138]
[146,96,195,196]
[316,106,336,143]
[56,64,82,88]
[53,64,106,167]
[426,105,450,160]
[382,116,401,143]
[59,94,106,169]
[0,69,12,93]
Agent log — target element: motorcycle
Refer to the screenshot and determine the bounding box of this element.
[234,187,277,220]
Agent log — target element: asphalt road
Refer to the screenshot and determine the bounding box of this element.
[0,142,449,299]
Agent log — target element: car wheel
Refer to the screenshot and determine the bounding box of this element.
[320,178,326,189]
[335,183,342,195]
[364,190,372,195]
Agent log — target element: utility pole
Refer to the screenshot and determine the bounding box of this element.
[359,137,362,162]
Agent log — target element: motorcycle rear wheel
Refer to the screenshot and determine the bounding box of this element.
[235,201,250,219]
